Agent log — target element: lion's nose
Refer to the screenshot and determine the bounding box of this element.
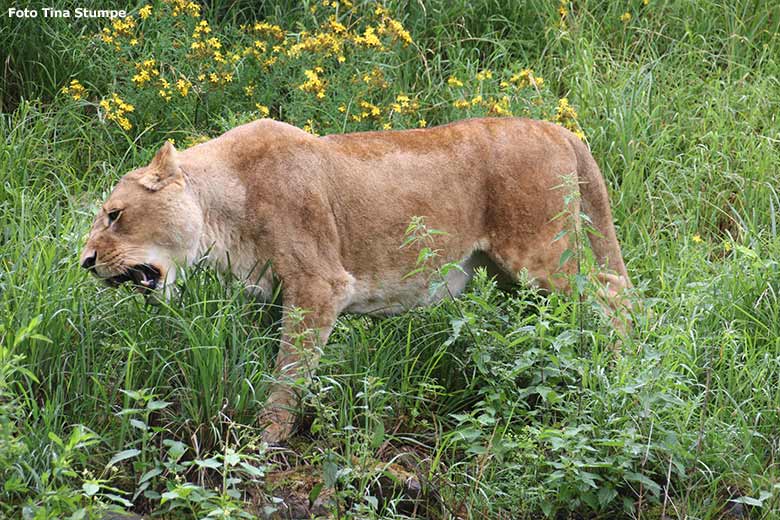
[81,250,97,270]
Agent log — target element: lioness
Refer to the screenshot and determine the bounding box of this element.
[81,117,631,442]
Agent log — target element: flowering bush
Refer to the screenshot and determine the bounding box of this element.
[62,0,584,143]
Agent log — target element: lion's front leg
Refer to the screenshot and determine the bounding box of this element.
[260,273,354,444]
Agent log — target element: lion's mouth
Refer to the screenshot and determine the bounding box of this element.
[105,264,162,294]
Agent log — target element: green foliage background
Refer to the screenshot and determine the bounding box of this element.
[2,0,780,518]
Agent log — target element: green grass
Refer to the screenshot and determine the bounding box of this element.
[2,0,780,517]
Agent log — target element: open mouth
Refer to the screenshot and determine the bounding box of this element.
[105,264,162,294]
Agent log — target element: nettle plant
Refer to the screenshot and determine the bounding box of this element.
[397,212,676,517]
[109,388,269,518]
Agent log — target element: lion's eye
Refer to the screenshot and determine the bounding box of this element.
[107,209,122,224]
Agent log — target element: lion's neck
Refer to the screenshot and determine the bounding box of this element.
[186,167,255,279]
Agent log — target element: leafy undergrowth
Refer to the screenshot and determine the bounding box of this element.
[2,0,780,518]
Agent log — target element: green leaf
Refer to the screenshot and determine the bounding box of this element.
[147,400,172,411]
[129,419,148,431]
[82,482,100,497]
[48,431,64,448]
[104,493,133,507]
[323,460,339,488]
[624,472,661,495]
[309,482,324,504]
[239,462,265,477]
[370,420,385,449]
[598,486,618,506]
[193,457,221,469]
[559,248,575,267]
[106,448,141,469]
[138,467,162,484]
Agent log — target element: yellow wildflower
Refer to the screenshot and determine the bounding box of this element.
[255,104,270,117]
[391,93,419,114]
[176,79,191,97]
[620,12,631,22]
[299,69,327,99]
[447,76,464,88]
[100,93,134,131]
[354,26,382,48]
[359,100,381,119]
[303,119,318,135]
[488,96,512,116]
[362,67,388,89]
[62,79,87,101]
[692,234,703,243]
[418,119,427,128]
[508,69,543,89]
[381,19,412,46]
[139,5,152,19]
[476,69,492,81]
[250,21,285,40]
[453,99,470,109]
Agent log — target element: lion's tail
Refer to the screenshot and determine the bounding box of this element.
[568,134,631,286]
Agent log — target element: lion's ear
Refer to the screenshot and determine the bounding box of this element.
[139,141,183,191]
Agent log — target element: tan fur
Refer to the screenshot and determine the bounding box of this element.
[81,117,631,442]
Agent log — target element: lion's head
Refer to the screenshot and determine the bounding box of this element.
[80,142,203,294]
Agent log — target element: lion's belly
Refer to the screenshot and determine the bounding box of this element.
[342,250,509,316]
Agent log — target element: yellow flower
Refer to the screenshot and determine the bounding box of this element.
[723,241,732,252]
[176,79,191,97]
[447,76,463,87]
[470,95,483,105]
[453,99,470,109]
[508,69,543,89]
[620,12,631,22]
[302,119,318,135]
[418,119,427,128]
[100,93,134,130]
[390,93,419,114]
[692,234,703,243]
[381,19,412,46]
[358,100,381,119]
[138,5,152,19]
[250,21,285,40]
[299,69,326,98]
[62,79,87,101]
[244,85,255,97]
[475,69,492,81]
[255,104,270,117]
